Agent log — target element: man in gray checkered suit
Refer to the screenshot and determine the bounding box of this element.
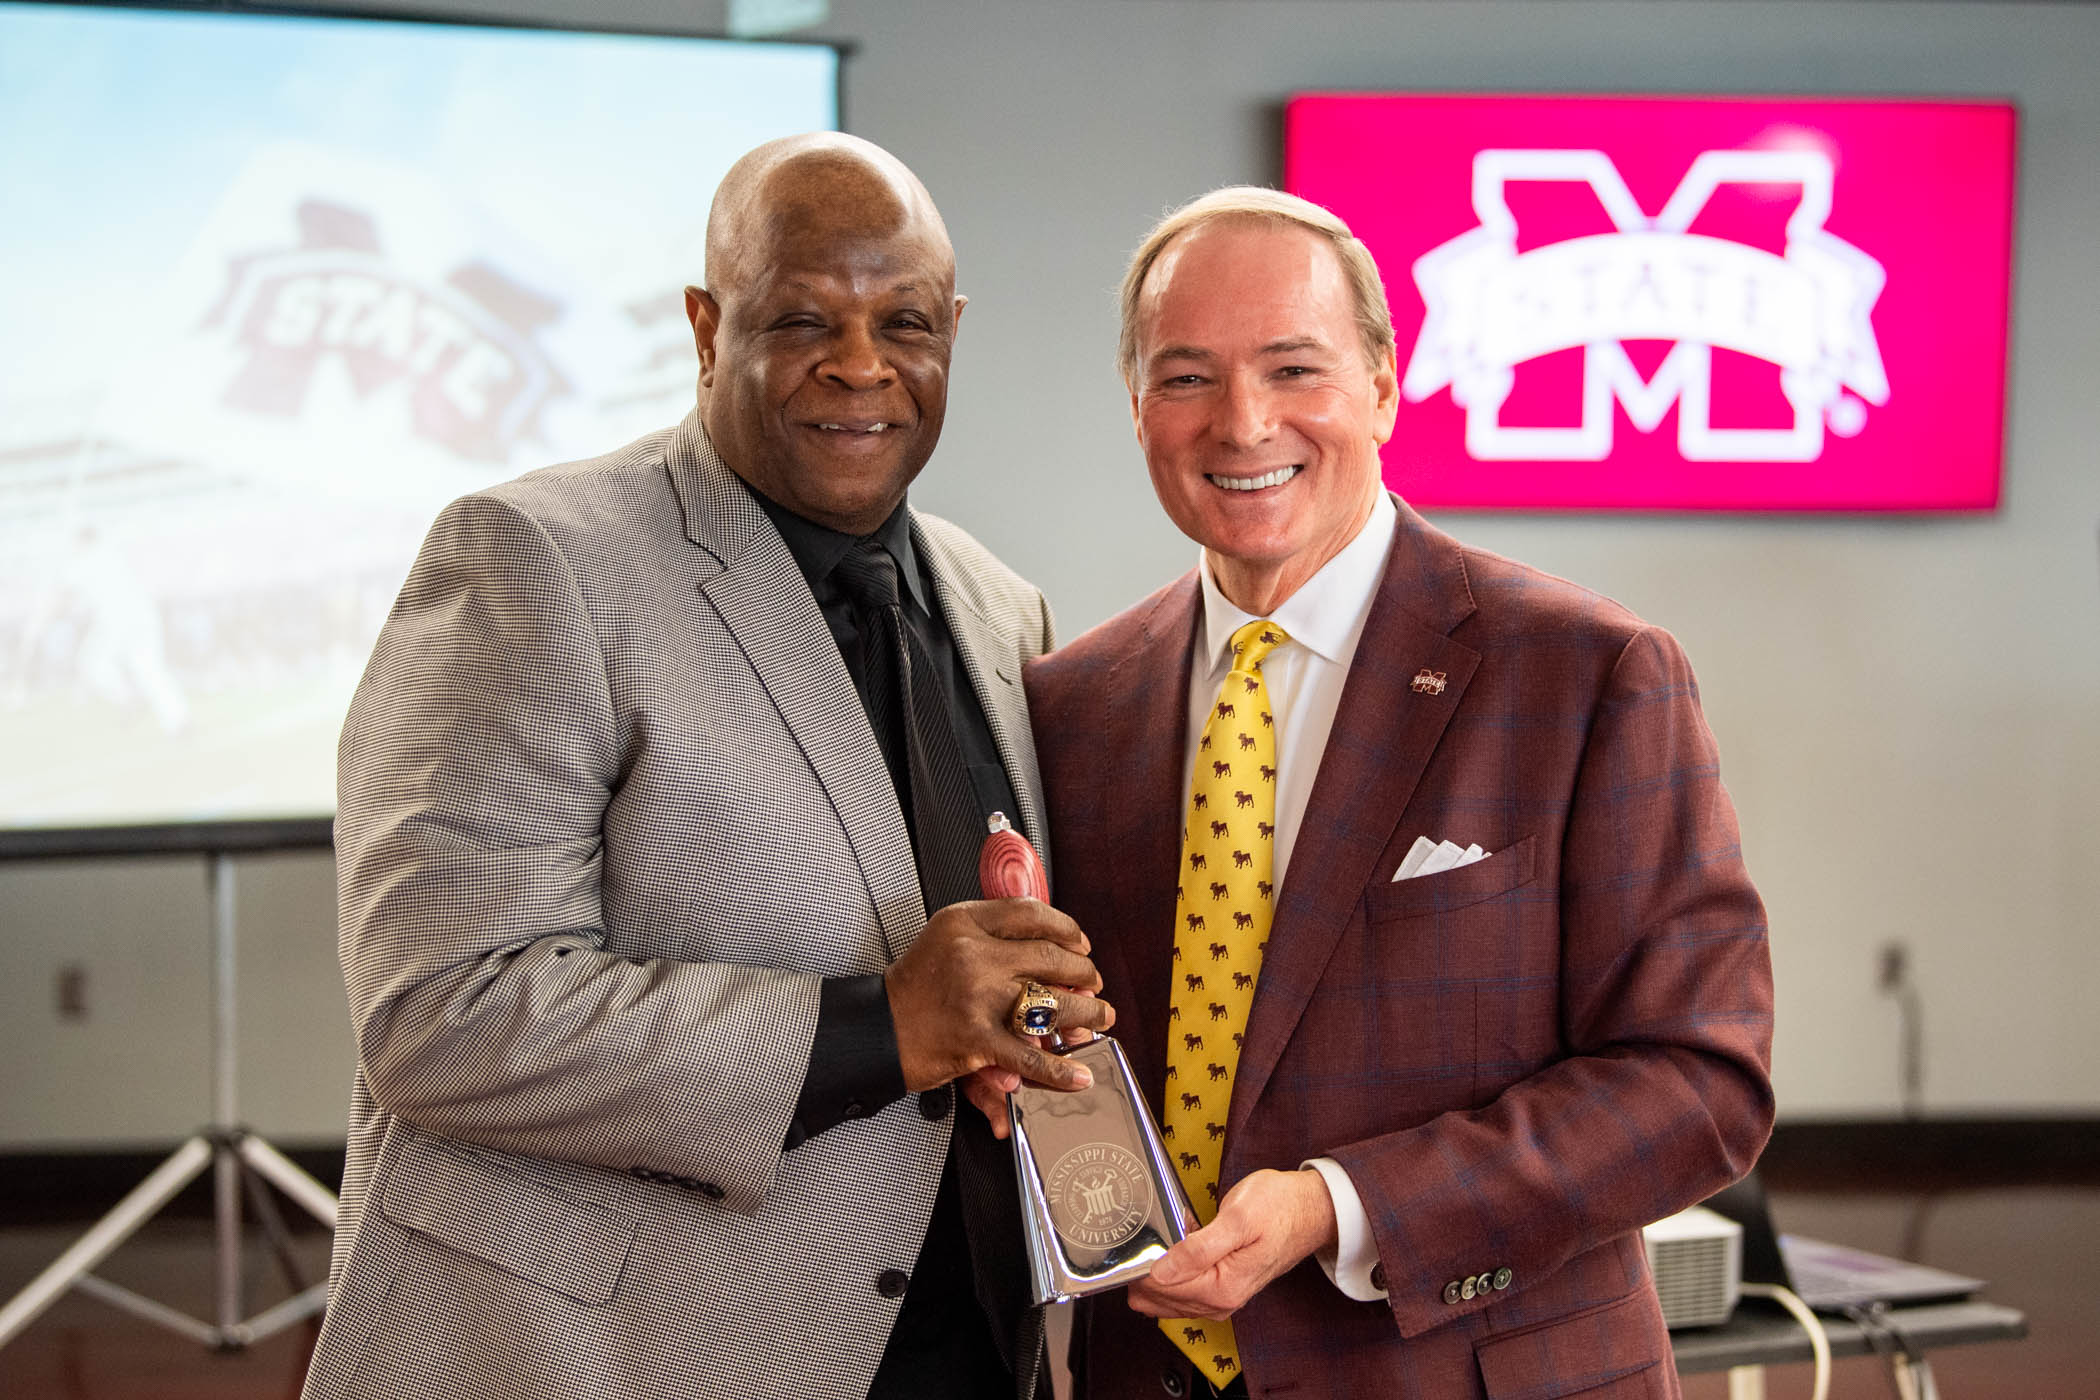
[305,134,1111,1400]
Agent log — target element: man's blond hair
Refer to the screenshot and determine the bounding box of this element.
[1117,186,1396,384]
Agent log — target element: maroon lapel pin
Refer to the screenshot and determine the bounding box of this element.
[1411,668,1448,696]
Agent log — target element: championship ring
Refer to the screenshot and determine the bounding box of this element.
[1011,980,1060,1038]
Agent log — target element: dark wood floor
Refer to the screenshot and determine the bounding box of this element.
[0,1221,331,1399]
[0,1183,2091,1397]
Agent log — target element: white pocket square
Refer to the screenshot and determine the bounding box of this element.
[1393,835,1491,881]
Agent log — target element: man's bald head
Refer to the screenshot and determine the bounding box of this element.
[684,134,967,535]
[703,132,954,303]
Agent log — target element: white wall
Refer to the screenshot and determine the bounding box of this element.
[0,852,351,1144]
[4,0,2095,1147]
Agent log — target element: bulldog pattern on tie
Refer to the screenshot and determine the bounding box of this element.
[1160,618,1288,1389]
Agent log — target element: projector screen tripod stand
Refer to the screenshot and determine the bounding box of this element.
[0,853,340,1354]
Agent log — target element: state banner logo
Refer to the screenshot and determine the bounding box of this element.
[201,197,573,466]
[1401,148,1890,464]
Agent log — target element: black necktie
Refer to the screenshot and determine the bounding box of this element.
[832,540,982,914]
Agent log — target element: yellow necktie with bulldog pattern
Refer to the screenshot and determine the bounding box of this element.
[1159,618,1287,1389]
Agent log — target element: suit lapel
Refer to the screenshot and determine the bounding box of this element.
[1229,502,1482,1142]
[664,415,927,960]
[1094,575,1202,1104]
[914,516,1051,882]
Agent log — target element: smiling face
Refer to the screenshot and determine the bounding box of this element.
[1129,218,1399,614]
[690,151,963,536]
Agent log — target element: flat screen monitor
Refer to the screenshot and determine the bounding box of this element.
[1286,93,2017,513]
[0,2,840,855]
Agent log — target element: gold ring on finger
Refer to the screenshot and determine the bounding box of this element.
[1010,980,1060,1038]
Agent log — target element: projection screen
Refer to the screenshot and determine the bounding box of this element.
[0,2,840,855]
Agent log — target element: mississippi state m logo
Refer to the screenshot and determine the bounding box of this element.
[1402,149,1889,463]
[199,199,571,464]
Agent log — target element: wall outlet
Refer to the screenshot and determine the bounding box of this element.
[55,962,87,1021]
[1877,940,1909,992]
[1876,939,1924,1114]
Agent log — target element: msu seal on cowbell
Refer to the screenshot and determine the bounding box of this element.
[1045,1142,1154,1251]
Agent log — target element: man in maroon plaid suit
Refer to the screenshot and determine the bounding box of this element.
[1019,189,1774,1397]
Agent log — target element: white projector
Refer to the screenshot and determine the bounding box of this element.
[1642,1205,1742,1328]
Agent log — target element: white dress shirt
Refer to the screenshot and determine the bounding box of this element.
[1182,490,1396,1302]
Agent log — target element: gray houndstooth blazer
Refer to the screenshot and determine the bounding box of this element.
[303,412,1055,1400]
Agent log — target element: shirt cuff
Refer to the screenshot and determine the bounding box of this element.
[786,974,907,1150]
[1303,1156,1388,1301]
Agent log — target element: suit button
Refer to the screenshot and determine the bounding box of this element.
[1461,1276,1478,1300]
[843,1099,866,1119]
[697,1181,725,1201]
[1160,1367,1186,1397]
[1494,1267,1513,1290]
[1442,1280,1462,1305]
[1369,1262,1387,1292]
[919,1087,952,1121]
[876,1268,910,1299]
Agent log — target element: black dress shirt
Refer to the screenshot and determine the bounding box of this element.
[752,491,1020,1147]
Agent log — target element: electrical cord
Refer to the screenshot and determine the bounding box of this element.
[1884,1310,1939,1400]
[1739,1282,1830,1400]
[1844,1302,1910,1400]
[1844,1301,1937,1400]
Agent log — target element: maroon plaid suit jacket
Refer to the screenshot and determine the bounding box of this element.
[1025,501,1774,1400]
